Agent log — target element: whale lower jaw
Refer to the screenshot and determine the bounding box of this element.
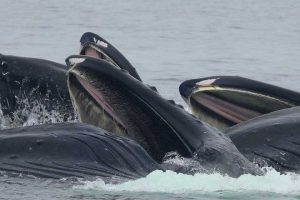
[68,72,127,136]
[180,76,299,131]
[189,87,293,131]
[67,63,189,162]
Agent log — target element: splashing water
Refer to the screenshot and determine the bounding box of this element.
[74,169,300,197]
[0,98,77,130]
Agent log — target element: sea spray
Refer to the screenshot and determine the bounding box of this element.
[74,168,300,195]
[0,98,77,130]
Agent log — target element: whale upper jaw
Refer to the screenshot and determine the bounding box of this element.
[66,55,262,178]
[79,32,142,81]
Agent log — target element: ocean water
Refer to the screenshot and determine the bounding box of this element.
[0,0,300,199]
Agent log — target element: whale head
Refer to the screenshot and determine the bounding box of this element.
[66,55,262,177]
[180,76,300,130]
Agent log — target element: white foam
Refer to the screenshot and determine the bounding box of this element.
[74,169,300,195]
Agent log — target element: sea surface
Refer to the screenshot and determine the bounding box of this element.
[0,0,300,199]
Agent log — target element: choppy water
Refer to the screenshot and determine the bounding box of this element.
[0,0,300,199]
[1,169,300,200]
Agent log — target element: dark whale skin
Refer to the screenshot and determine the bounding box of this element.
[0,123,160,182]
[0,54,74,122]
[226,106,300,173]
[80,32,142,81]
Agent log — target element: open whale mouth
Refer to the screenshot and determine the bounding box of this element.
[180,76,300,131]
[80,42,119,67]
[67,57,127,136]
[66,57,262,177]
[66,55,194,161]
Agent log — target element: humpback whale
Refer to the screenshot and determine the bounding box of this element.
[66,55,261,178]
[0,54,74,126]
[179,76,300,130]
[225,106,300,173]
[4,31,300,181]
[0,123,160,182]
[180,76,300,173]
[0,53,262,180]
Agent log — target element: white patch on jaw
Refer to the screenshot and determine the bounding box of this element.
[196,78,219,86]
[68,58,86,65]
[93,37,108,48]
[97,40,108,48]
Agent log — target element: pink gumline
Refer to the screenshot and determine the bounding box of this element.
[76,76,126,128]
